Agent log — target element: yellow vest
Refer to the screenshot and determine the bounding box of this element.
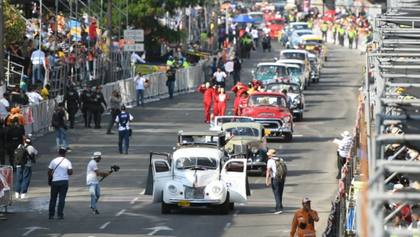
[321,23,328,32]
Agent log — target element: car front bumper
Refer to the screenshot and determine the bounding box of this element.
[168,198,222,205]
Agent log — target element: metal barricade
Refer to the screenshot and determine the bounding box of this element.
[0,165,13,213]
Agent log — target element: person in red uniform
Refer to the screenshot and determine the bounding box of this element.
[231,82,248,116]
[238,91,249,115]
[198,82,214,123]
[290,197,319,237]
[212,85,220,117]
[217,87,230,116]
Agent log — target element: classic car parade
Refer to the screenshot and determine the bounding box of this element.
[252,62,288,84]
[222,122,269,175]
[276,59,311,89]
[149,131,248,214]
[301,35,328,61]
[241,92,294,142]
[210,116,253,131]
[286,29,314,49]
[265,81,305,121]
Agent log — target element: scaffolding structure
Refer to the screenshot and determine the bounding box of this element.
[363,1,420,236]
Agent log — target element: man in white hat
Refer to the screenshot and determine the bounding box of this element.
[86,151,110,214]
[333,131,354,180]
[265,148,287,214]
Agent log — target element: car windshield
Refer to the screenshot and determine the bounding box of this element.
[224,127,259,137]
[266,84,301,93]
[256,65,287,75]
[250,13,263,19]
[293,24,309,30]
[175,157,219,170]
[303,39,323,44]
[248,95,287,107]
[281,52,306,60]
[180,135,220,146]
[216,117,253,126]
[287,67,301,74]
[268,19,284,25]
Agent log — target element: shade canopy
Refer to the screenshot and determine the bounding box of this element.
[232,15,255,23]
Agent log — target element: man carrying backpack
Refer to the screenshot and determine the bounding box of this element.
[115,105,133,154]
[14,137,38,199]
[265,149,287,214]
[52,102,69,151]
[5,117,23,168]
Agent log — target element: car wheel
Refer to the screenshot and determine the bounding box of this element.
[229,202,235,210]
[284,134,293,142]
[296,113,303,121]
[161,200,172,214]
[219,192,230,215]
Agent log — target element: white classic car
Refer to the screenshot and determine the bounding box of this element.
[150,131,248,214]
[209,116,253,131]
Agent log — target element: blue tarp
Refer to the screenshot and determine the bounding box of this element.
[232,15,255,23]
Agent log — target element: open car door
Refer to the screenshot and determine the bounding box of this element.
[145,152,172,203]
[221,159,248,204]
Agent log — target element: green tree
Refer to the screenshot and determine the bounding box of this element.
[3,0,26,46]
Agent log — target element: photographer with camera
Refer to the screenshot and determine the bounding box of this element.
[86,151,110,214]
[106,90,122,135]
[290,197,319,237]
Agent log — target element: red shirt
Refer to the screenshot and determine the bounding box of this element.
[89,24,97,39]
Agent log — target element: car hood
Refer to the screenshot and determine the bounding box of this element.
[176,169,219,187]
[225,136,261,149]
[255,74,275,81]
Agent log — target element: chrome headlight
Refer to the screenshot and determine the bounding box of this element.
[212,185,222,194]
[294,96,301,104]
[168,185,177,194]
[283,116,291,123]
[226,147,232,154]
[251,147,258,154]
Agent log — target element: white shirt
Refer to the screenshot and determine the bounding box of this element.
[134,75,146,90]
[115,112,134,131]
[131,52,145,64]
[213,71,227,82]
[0,98,9,116]
[336,137,354,157]
[86,159,99,185]
[219,93,228,102]
[27,91,44,105]
[30,50,46,66]
[251,29,259,39]
[48,157,73,182]
[263,27,271,35]
[267,157,284,178]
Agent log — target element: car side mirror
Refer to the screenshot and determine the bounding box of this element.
[274,57,278,61]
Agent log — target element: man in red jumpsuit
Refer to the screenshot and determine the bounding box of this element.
[212,85,220,117]
[198,82,214,123]
[238,91,249,115]
[231,82,248,116]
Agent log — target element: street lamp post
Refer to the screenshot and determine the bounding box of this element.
[0,0,4,86]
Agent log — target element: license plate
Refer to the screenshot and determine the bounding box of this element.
[178,200,190,207]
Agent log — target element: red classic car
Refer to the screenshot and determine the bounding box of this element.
[265,18,285,38]
[241,92,294,142]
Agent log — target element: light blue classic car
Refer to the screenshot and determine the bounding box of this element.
[285,64,305,90]
[252,63,289,84]
[287,29,314,49]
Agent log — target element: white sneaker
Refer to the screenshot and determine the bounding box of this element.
[274,211,283,214]
[20,193,28,199]
[15,192,20,199]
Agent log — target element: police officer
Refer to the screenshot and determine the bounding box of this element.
[320,22,328,42]
[80,85,93,128]
[338,26,345,47]
[91,86,107,129]
[106,90,122,135]
[63,85,80,129]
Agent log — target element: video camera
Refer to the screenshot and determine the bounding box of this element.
[100,165,120,182]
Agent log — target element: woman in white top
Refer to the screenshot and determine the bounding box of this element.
[217,87,230,116]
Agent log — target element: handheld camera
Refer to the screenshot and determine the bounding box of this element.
[100,165,120,182]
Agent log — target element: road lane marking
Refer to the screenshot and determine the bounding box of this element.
[140,189,145,195]
[116,209,126,216]
[130,197,139,204]
[224,223,231,231]
[293,134,303,137]
[22,227,49,236]
[251,190,255,195]
[254,179,261,184]
[100,222,111,229]
[234,210,240,217]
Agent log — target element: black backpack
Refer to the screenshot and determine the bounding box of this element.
[51,110,61,128]
[274,158,288,180]
[14,144,29,166]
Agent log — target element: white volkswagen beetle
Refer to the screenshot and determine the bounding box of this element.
[149,131,248,214]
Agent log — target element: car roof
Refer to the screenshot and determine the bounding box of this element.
[178,130,225,137]
[174,147,223,158]
[281,50,308,54]
[301,35,322,40]
[290,22,309,26]
[222,122,263,129]
[277,59,305,64]
[293,29,313,33]
[286,64,301,68]
[257,62,288,67]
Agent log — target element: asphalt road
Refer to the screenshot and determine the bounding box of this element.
[0,41,364,237]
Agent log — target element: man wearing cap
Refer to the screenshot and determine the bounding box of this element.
[48,148,73,219]
[15,137,38,199]
[80,85,93,127]
[333,131,354,179]
[89,19,98,46]
[115,105,134,154]
[86,151,110,214]
[91,86,107,129]
[166,65,176,99]
[63,85,80,129]
[290,197,319,237]
[106,90,121,135]
[54,102,69,151]
[265,149,286,214]
[5,117,23,168]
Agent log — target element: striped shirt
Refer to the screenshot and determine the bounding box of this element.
[337,137,353,158]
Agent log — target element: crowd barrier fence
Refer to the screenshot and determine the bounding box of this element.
[0,165,13,213]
